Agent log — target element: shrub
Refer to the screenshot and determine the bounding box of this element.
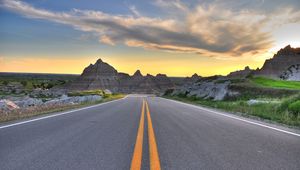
[46,83,54,89]
[58,80,66,85]
[68,89,104,97]
[2,81,8,86]
[164,89,174,96]
[288,100,300,116]
[20,81,27,87]
[278,93,300,112]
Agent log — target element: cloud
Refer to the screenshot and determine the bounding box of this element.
[1,0,300,57]
[154,0,188,12]
[129,5,141,17]
[99,35,115,45]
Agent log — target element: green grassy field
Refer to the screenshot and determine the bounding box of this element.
[250,77,300,90]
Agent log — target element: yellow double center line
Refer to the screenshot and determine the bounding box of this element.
[130,99,161,170]
[130,100,145,170]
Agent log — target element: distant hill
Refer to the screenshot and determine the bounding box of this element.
[254,45,300,80]
[66,59,175,94]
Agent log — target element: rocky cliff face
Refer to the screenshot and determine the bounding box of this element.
[280,64,300,81]
[171,78,232,101]
[155,74,174,90]
[68,59,174,94]
[68,59,119,92]
[255,45,300,79]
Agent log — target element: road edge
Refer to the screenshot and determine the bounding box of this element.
[160,97,300,137]
[0,95,127,129]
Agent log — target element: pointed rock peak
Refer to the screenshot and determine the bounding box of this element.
[244,66,250,70]
[276,45,300,56]
[146,73,154,77]
[191,73,199,78]
[284,45,291,49]
[133,70,143,77]
[95,58,103,64]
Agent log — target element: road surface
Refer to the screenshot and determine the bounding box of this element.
[0,95,299,170]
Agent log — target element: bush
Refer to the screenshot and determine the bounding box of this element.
[2,81,8,86]
[68,89,104,97]
[58,80,67,85]
[278,93,300,112]
[165,95,300,126]
[20,81,27,87]
[46,83,54,89]
[288,101,300,116]
[164,89,174,96]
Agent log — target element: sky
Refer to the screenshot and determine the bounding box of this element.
[0,0,300,77]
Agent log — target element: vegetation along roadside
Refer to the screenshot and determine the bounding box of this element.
[164,94,300,128]
[0,91,125,124]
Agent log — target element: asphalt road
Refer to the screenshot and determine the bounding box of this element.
[0,95,299,170]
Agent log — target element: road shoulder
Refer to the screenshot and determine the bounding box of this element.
[0,95,126,129]
[160,97,300,136]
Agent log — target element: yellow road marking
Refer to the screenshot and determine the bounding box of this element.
[145,100,161,170]
[130,100,145,170]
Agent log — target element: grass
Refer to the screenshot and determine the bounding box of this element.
[164,95,300,127]
[67,90,105,96]
[0,72,78,92]
[250,77,300,90]
[165,76,300,127]
[288,101,300,116]
[0,94,125,123]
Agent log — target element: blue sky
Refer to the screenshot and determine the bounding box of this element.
[0,0,300,76]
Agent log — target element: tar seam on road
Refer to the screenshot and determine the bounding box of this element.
[161,97,300,137]
[145,100,161,170]
[130,99,161,170]
[0,96,127,130]
[130,100,145,170]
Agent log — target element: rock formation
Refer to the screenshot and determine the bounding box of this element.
[171,79,231,101]
[166,45,300,101]
[184,73,201,83]
[155,74,174,90]
[44,95,102,106]
[68,59,175,94]
[254,45,300,79]
[0,95,103,113]
[0,99,20,112]
[68,59,119,92]
[227,66,253,78]
[280,64,300,81]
